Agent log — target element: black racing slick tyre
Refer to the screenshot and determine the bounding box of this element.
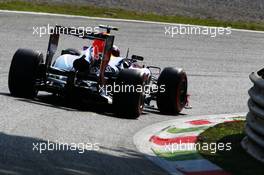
[157,67,187,114]
[8,48,43,98]
[113,69,146,119]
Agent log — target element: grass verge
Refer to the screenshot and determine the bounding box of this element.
[1,1,264,31]
[198,121,264,175]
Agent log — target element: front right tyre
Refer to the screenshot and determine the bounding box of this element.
[157,67,187,114]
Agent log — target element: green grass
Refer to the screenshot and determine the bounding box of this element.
[198,121,264,175]
[1,1,264,31]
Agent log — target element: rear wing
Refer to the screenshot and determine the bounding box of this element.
[45,25,114,68]
[45,25,115,84]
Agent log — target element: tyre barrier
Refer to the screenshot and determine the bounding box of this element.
[242,71,264,163]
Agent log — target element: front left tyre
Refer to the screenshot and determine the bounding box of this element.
[8,48,43,98]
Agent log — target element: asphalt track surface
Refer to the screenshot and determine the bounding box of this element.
[0,11,264,175]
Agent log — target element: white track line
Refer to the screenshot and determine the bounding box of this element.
[1,10,264,34]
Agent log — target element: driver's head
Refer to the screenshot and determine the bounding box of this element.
[111,45,120,57]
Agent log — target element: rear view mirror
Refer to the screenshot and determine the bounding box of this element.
[132,55,144,61]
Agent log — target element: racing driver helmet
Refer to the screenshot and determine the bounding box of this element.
[111,45,120,57]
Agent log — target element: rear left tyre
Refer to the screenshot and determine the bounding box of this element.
[8,48,43,98]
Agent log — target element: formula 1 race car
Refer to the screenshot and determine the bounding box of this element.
[8,25,188,119]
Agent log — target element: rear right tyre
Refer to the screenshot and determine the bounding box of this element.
[113,69,147,119]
